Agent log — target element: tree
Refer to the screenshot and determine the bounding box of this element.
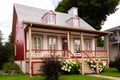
[0,31,4,69]
[0,30,3,42]
[0,32,14,69]
[55,0,120,30]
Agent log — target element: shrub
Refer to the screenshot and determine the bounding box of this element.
[109,61,116,67]
[86,59,106,73]
[115,56,120,72]
[2,62,22,74]
[40,55,61,80]
[61,59,80,74]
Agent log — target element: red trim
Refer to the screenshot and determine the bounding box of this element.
[68,50,80,63]
[32,62,44,75]
[81,50,96,63]
[45,12,56,25]
[54,14,56,25]
[26,49,107,52]
[82,50,107,52]
[72,17,80,27]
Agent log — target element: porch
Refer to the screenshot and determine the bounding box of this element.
[24,23,109,75]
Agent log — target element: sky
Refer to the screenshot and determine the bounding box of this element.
[0,0,120,42]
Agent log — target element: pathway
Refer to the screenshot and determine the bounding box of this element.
[89,74,120,80]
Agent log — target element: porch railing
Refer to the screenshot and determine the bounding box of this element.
[26,50,108,59]
[82,50,107,58]
[26,49,69,59]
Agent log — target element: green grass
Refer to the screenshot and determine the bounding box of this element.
[101,68,120,77]
[0,74,110,80]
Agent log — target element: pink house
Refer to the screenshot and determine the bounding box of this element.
[12,4,110,75]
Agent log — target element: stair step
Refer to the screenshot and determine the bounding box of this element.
[83,62,96,74]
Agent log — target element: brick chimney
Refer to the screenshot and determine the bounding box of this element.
[68,7,78,16]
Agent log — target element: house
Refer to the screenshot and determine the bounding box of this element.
[106,26,120,61]
[12,4,110,75]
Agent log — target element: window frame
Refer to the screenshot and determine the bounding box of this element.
[32,35,43,52]
[74,38,81,54]
[46,12,56,25]
[72,18,80,28]
[84,38,92,51]
[48,36,58,53]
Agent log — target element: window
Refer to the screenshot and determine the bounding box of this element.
[85,39,92,51]
[32,36,42,50]
[73,18,80,27]
[48,14,55,24]
[74,39,81,53]
[48,37,57,52]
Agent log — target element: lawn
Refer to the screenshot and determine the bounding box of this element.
[0,74,110,80]
[101,68,120,77]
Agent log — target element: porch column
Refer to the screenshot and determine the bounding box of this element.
[67,31,70,58]
[80,32,84,58]
[104,35,109,68]
[28,24,32,76]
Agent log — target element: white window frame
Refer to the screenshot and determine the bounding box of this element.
[84,39,92,51]
[47,13,55,24]
[74,39,81,54]
[32,35,42,50]
[48,36,57,53]
[73,18,79,27]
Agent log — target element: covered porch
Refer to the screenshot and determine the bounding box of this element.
[23,22,110,75]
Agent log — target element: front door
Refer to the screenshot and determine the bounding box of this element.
[62,38,68,57]
[62,38,68,50]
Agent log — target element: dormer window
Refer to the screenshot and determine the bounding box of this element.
[66,17,80,28]
[42,11,56,25]
[73,18,80,27]
[48,13,55,24]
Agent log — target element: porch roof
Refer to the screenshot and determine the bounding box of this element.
[23,20,111,36]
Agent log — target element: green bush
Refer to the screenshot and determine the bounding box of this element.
[2,62,22,74]
[40,55,61,80]
[115,56,120,72]
[61,59,80,74]
[86,59,106,73]
[109,61,116,67]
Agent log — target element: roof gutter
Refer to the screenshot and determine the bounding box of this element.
[22,20,112,36]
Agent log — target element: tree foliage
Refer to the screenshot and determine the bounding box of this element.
[55,0,120,30]
[0,32,14,69]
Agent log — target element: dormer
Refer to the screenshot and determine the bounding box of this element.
[66,7,80,28]
[42,10,56,25]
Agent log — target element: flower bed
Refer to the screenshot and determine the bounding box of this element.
[61,59,80,74]
[86,59,106,73]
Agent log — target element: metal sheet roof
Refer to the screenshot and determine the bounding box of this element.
[14,4,96,31]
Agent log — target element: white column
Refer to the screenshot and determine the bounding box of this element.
[28,25,32,76]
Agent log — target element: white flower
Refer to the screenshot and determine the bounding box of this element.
[90,61,93,63]
[68,69,70,72]
[103,62,106,66]
[65,68,67,71]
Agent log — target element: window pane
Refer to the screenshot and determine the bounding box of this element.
[37,37,41,49]
[33,37,37,49]
[74,39,80,53]
[85,40,91,51]
[33,36,42,50]
[48,14,54,24]
[73,19,79,27]
[49,37,57,50]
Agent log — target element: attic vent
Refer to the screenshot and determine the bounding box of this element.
[68,7,78,16]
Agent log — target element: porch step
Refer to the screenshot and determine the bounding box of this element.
[83,62,96,74]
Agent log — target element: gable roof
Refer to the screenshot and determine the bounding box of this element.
[14,4,95,31]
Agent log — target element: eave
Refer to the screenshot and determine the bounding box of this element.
[22,20,111,36]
